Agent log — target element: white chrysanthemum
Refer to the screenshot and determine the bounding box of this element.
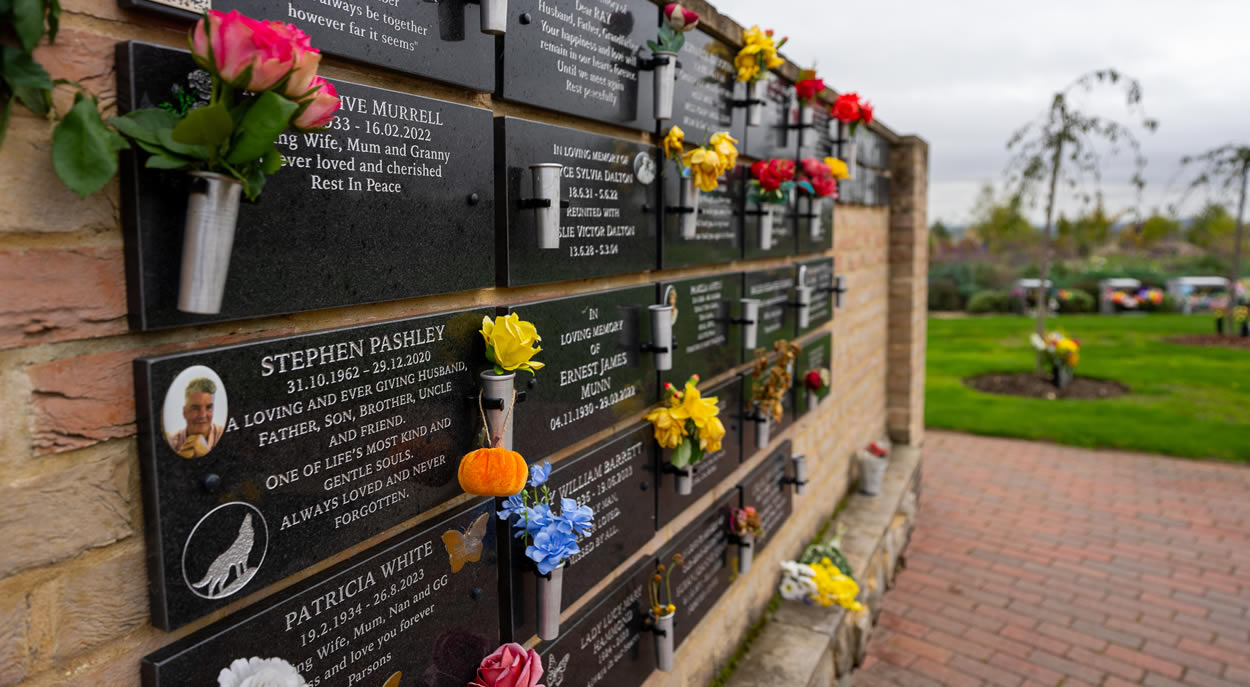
[779,575,808,601]
[779,560,802,576]
[218,657,307,687]
[797,576,818,595]
[794,564,816,578]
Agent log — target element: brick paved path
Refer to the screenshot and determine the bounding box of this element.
[858,431,1250,687]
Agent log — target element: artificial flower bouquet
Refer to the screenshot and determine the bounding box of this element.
[649,4,700,120]
[829,92,873,173]
[497,463,594,640]
[1029,331,1080,388]
[734,25,786,125]
[750,339,800,430]
[729,505,763,538]
[797,158,838,200]
[459,314,544,497]
[803,367,831,408]
[649,552,683,671]
[662,127,738,238]
[748,158,795,249]
[646,375,727,493]
[468,643,545,687]
[778,558,863,611]
[794,69,825,124]
[110,10,341,314]
[857,440,890,496]
[218,657,306,687]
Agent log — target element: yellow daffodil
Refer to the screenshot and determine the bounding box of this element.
[709,131,739,171]
[663,126,685,162]
[743,25,769,47]
[677,383,719,428]
[700,415,725,452]
[824,156,850,180]
[646,406,687,448]
[481,314,544,374]
[682,148,723,192]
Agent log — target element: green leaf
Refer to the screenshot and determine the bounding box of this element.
[144,152,191,170]
[46,0,60,42]
[2,46,52,90]
[12,0,45,52]
[242,161,266,201]
[670,440,692,468]
[52,92,127,196]
[172,101,233,148]
[261,145,282,174]
[646,40,660,53]
[109,107,180,146]
[0,0,13,15]
[671,33,684,52]
[0,96,12,149]
[11,85,49,116]
[157,127,212,160]
[226,91,297,165]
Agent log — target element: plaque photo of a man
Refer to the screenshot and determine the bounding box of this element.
[162,365,227,459]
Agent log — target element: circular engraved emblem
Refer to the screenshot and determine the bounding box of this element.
[633,152,656,185]
[182,502,269,600]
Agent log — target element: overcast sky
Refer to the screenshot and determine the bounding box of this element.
[713,0,1250,225]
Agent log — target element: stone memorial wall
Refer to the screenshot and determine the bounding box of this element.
[0,0,928,683]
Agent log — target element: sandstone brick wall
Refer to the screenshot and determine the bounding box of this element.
[0,0,927,684]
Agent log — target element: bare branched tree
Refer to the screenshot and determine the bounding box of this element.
[1005,69,1158,336]
[1173,145,1250,335]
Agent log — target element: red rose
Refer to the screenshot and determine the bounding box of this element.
[756,161,782,191]
[810,175,836,197]
[804,370,822,390]
[774,159,795,181]
[800,157,827,179]
[860,100,874,125]
[831,92,860,123]
[795,78,824,102]
[750,159,767,180]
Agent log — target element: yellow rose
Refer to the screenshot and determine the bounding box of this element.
[742,25,768,47]
[481,314,545,375]
[709,132,739,171]
[646,406,687,449]
[682,148,723,192]
[824,157,850,180]
[678,383,720,429]
[663,126,685,162]
[700,415,725,453]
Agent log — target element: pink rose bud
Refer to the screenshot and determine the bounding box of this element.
[244,19,299,91]
[284,48,322,99]
[292,77,340,130]
[191,10,258,87]
[664,3,699,32]
[472,643,544,687]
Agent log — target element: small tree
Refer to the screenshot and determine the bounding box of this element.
[1173,145,1250,335]
[1005,69,1158,336]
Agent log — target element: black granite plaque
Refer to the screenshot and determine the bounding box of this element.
[659,491,737,648]
[496,0,655,131]
[118,0,494,91]
[742,73,796,161]
[505,286,658,459]
[142,498,499,686]
[795,333,832,417]
[537,558,657,687]
[497,118,659,286]
[658,274,742,384]
[737,442,792,555]
[134,307,490,629]
[670,29,744,144]
[503,424,655,640]
[799,104,836,160]
[660,166,742,269]
[656,376,743,525]
[743,267,799,353]
[743,190,799,259]
[795,189,834,255]
[118,43,494,331]
[797,257,834,336]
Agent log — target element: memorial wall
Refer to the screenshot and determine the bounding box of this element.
[0,0,928,684]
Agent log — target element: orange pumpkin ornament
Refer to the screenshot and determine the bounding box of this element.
[458,446,528,496]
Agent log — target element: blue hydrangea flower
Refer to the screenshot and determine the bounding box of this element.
[525,522,581,575]
[496,493,525,521]
[515,503,553,539]
[555,497,594,537]
[529,462,552,487]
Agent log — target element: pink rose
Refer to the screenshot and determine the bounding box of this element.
[245,19,299,91]
[469,643,545,687]
[292,77,340,130]
[664,3,699,33]
[285,47,322,99]
[191,10,258,86]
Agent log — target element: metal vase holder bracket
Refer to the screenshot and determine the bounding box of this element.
[806,196,827,239]
[781,454,808,495]
[662,461,694,495]
[648,611,676,672]
[790,265,813,329]
[735,298,760,350]
[731,79,768,127]
[179,172,244,314]
[521,164,568,249]
[643,287,675,371]
[535,563,564,640]
[733,532,755,573]
[477,371,532,451]
[670,176,700,239]
[751,405,771,450]
[641,52,678,120]
[741,204,777,251]
[478,0,507,34]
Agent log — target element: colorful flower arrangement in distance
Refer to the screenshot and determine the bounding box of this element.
[662,126,739,192]
[646,374,727,469]
[831,92,874,135]
[735,25,786,82]
[804,368,831,398]
[794,68,825,105]
[649,4,699,53]
[748,158,796,204]
[1031,331,1080,369]
[824,156,850,181]
[798,157,838,198]
[111,10,342,200]
[497,463,594,575]
[729,506,763,538]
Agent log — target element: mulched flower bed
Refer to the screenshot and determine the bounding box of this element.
[964,372,1129,400]
[1167,334,1250,350]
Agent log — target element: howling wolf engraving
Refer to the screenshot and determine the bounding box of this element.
[191,514,255,598]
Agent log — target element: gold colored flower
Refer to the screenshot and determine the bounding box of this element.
[481,314,545,374]
[824,156,850,180]
[663,126,685,162]
[682,148,723,192]
[646,406,688,448]
[708,131,739,171]
[700,415,726,453]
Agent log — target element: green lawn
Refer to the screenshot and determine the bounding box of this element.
[926,314,1250,462]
